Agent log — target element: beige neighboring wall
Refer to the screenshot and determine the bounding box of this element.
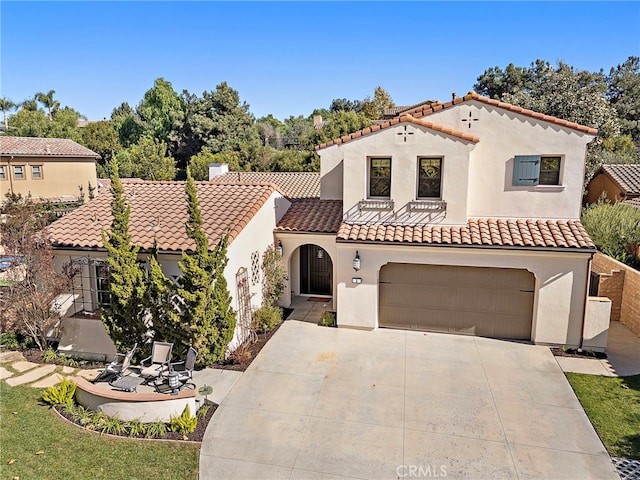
[334,243,592,347]
[586,173,624,204]
[0,156,98,201]
[427,100,595,219]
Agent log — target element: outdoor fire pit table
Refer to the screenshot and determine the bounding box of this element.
[109,375,146,392]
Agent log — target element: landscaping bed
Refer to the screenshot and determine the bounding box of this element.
[551,346,608,360]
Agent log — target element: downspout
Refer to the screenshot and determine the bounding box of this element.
[7,155,15,195]
[578,252,595,351]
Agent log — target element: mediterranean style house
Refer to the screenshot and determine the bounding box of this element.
[0,137,99,202]
[274,92,602,349]
[47,92,608,355]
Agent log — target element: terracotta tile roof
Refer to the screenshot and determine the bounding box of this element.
[48,180,277,252]
[600,164,640,196]
[315,114,479,150]
[383,99,439,118]
[337,218,595,250]
[213,171,320,199]
[0,136,100,158]
[403,92,598,135]
[275,199,343,233]
[624,198,640,208]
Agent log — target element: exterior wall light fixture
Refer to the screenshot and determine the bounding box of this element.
[353,251,361,271]
[276,240,283,256]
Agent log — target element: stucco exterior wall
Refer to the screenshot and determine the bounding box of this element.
[427,101,595,219]
[276,232,338,311]
[319,126,476,225]
[334,243,591,347]
[0,156,97,201]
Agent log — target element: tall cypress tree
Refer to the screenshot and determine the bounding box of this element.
[101,162,147,353]
[177,170,235,366]
[211,234,236,360]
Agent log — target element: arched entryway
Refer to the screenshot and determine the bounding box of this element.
[299,244,333,296]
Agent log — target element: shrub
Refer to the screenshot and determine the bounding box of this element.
[262,245,286,307]
[41,378,77,406]
[582,201,640,269]
[0,331,20,350]
[318,311,336,327]
[253,305,282,333]
[145,420,167,439]
[101,415,127,436]
[197,404,210,419]
[42,348,59,363]
[127,418,147,438]
[169,405,197,436]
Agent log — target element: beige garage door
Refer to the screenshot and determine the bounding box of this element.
[379,263,534,340]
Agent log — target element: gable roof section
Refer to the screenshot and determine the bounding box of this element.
[0,137,100,158]
[599,164,640,196]
[337,218,595,251]
[213,171,320,199]
[275,199,343,234]
[315,114,479,150]
[403,92,598,135]
[48,181,277,252]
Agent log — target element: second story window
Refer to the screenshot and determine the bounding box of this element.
[369,157,391,198]
[0,166,6,180]
[31,165,43,179]
[539,156,561,185]
[418,157,442,198]
[13,165,25,180]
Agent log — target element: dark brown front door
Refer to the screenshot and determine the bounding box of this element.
[300,245,332,295]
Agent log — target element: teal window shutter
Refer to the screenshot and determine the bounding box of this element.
[513,155,541,186]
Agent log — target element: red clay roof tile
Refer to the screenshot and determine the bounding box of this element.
[315,114,479,150]
[337,218,595,250]
[275,199,343,234]
[212,172,320,199]
[48,180,276,252]
[0,136,99,157]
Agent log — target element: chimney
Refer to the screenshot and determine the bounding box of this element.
[313,115,323,129]
[208,163,229,181]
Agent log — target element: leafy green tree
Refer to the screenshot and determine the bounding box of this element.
[112,137,176,180]
[111,102,145,148]
[474,63,529,99]
[330,98,364,113]
[47,107,83,142]
[607,56,640,143]
[283,115,315,150]
[137,78,185,153]
[100,162,148,353]
[362,86,395,120]
[256,114,285,148]
[582,201,640,269]
[80,120,122,174]
[6,109,49,137]
[311,110,372,145]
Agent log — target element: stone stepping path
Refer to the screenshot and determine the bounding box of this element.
[0,351,99,388]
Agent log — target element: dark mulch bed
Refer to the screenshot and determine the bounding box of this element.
[54,400,218,442]
[551,346,608,360]
[21,348,106,369]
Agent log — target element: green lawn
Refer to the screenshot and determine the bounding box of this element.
[0,381,199,480]
[566,373,640,459]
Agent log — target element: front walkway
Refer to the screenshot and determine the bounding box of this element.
[556,321,640,376]
[200,321,618,479]
[286,295,332,324]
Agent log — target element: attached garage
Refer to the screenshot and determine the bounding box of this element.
[379,263,535,340]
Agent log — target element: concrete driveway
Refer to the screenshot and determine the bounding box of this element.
[200,321,618,479]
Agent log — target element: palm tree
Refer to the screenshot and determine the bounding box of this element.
[0,97,16,130]
[21,95,39,112]
[36,90,60,120]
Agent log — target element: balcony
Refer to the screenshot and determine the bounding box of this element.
[408,200,447,212]
[357,199,394,211]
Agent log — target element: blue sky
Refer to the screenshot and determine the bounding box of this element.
[1,1,639,122]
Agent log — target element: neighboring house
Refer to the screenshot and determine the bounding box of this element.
[585,164,640,205]
[0,137,99,203]
[47,180,290,350]
[275,92,600,348]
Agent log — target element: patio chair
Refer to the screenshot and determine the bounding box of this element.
[169,347,198,389]
[93,343,137,383]
[138,341,173,382]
